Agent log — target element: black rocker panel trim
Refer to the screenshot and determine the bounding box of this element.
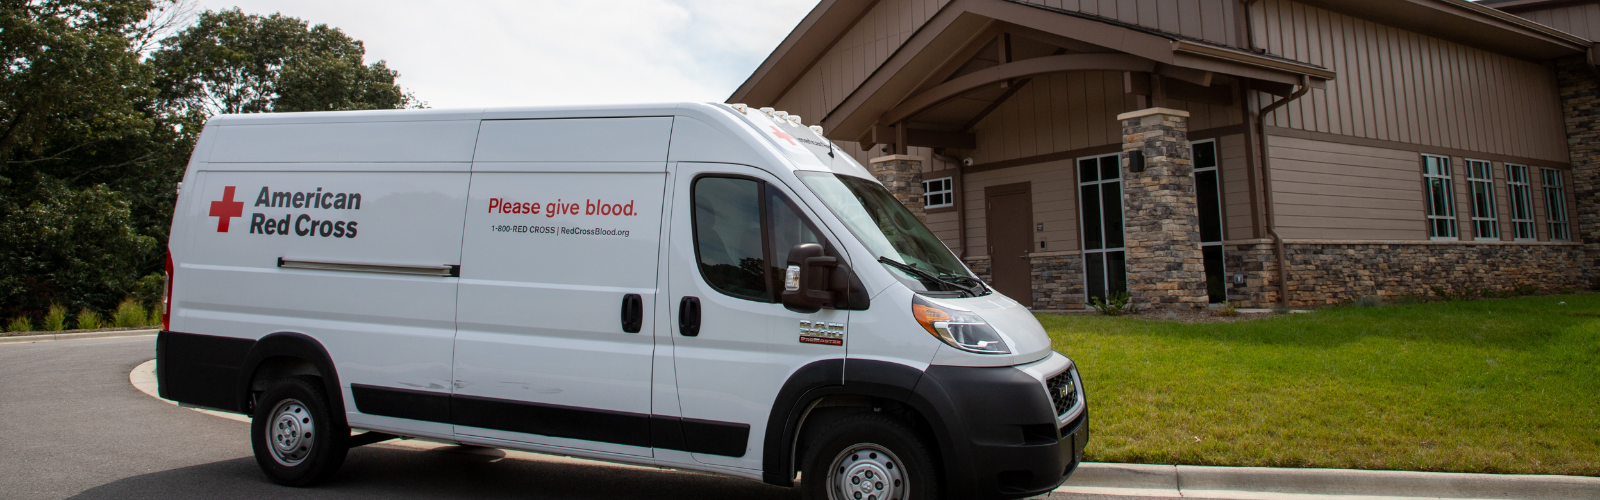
[351,383,451,423]
[678,416,751,457]
[452,394,653,448]
[157,330,256,413]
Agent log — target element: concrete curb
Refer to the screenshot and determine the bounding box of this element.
[0,329,158,345]
[1058,463,1600,499]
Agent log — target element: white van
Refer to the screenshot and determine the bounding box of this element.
[157,102,1086,500]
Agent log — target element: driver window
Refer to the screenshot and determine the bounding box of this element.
[693,177,768,301]
[692,176,829,303]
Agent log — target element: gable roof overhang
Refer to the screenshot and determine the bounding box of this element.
[1298,0,1591,59]
[733,0,1337,142]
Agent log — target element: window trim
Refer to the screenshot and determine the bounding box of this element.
[923,176,954,209]
[1464,158,1499,241]
[1542,168,1571,242]
[1506,164,1536,241]
[1421,154,1458,241]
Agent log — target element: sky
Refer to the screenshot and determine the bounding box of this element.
[191,0,822,109]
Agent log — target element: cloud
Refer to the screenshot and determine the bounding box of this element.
[192,0,819,108]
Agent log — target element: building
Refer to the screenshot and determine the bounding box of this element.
[731,0,1600,309]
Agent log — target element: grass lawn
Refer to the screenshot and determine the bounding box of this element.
[1042,294,1600,476]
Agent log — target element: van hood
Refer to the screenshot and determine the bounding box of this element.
[926,293,1053,367]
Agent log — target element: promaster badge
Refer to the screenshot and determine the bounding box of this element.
[799,321,845,346]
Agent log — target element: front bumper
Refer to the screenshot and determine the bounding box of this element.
[915,359,1089,499]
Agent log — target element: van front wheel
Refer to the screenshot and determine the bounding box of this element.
[250,375,347,486]
[801,412,940,500]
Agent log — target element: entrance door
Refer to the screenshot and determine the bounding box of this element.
[985,183,1034,308]
[665,163,849,471]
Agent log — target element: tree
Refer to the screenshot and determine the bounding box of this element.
[0,180,157,315]
[0,0,158,168]
[151,9,419,117]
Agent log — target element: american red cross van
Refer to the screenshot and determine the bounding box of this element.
[157,103,1088,499]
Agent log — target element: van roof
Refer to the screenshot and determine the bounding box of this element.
[204,103,719,125]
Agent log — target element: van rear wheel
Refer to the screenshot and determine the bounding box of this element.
[801,412,939,500]
[250,375,347,486]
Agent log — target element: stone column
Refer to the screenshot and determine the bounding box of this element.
[1556,58,1600,287]
[869,154,926,222]
[1117,108,1209,310]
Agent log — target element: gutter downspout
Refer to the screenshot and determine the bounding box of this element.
[1255,75,1309,309]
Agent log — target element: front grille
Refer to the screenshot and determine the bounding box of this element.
[1045,370,1078,417]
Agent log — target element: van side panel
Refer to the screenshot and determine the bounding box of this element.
[449,117,672,457]
[207,121,480,164]
[173,119,473,438]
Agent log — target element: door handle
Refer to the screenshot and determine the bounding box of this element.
[678,296,701,337]
[620,294,643,333]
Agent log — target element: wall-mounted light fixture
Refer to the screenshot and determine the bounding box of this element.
[1127,150,1146,173]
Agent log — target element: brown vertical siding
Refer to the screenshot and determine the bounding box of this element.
[1517,4,1600,41]
[1266,136,1427,240]
[771,0,951,123]
[961,73,1242,165]
[1218,134,1252,240]
[1018,0,1239,46]
[1258,0,1569,163]
[961,159,1079,257]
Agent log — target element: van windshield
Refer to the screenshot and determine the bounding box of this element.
[797,172,988,297]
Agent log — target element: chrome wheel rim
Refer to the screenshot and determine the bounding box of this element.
[827,443,907,500]
[267,398,315,466]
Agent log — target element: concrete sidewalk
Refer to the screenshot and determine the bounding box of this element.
[1057,462,1600,499]
[0,329,157,345]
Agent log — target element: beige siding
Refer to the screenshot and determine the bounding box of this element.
[1018,0,1239,46]
[772,0,951,123]
[1516,5,1600,40]
[1218,134,1253,240]
[1267,135,1427,240]
[1254,0,1569,163]
[961,159,1078,257]
[960,72,1242,165]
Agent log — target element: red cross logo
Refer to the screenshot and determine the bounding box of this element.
[209,186,244,232]
[770,126,797,146]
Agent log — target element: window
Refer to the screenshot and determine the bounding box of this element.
[1078,153,1126,303]
[1506,164,1535,240]
[1422,155,1457,240]
[1465,159,1499,240]
[1543,168,1571,241]
[923,177,953,208]
[1192,140,1226,303]
[692,176,824,302]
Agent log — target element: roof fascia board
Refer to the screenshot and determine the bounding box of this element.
[1295,0,1589,59]
[728,0,879,105]
[1482,0,1600,14]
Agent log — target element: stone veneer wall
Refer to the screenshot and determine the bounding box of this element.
[964,257,992,286]
[868,155,926,222]
[1556,58,1600,286]
[1223,242,1586,308]
[1030,253,1086,310]
[1118,108,1209,310]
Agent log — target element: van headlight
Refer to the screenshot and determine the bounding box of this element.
[911,295,1010,354]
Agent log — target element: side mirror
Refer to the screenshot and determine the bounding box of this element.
[782,243,836,314]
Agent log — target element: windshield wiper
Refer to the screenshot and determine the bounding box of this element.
[937,273,990,296]
[878,257,980,297]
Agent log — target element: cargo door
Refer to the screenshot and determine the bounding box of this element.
[177,117,481,439]
[451,117,671,457]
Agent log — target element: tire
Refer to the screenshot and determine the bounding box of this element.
[801,412,941,500]
[250,375,348,486]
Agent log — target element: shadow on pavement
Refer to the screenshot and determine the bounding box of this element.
[68,444,801,500]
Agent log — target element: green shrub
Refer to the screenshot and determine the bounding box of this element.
[1089,292,1139,316]
[76,309,103,330]
[43,304,68,331]
[1354,296,1383,308]
[149,303,163,327]
[133,273,165,311]
[112,299,149,328]
[1214,301,1240,317]
[0,181,158,320]
[7,316,34,332]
